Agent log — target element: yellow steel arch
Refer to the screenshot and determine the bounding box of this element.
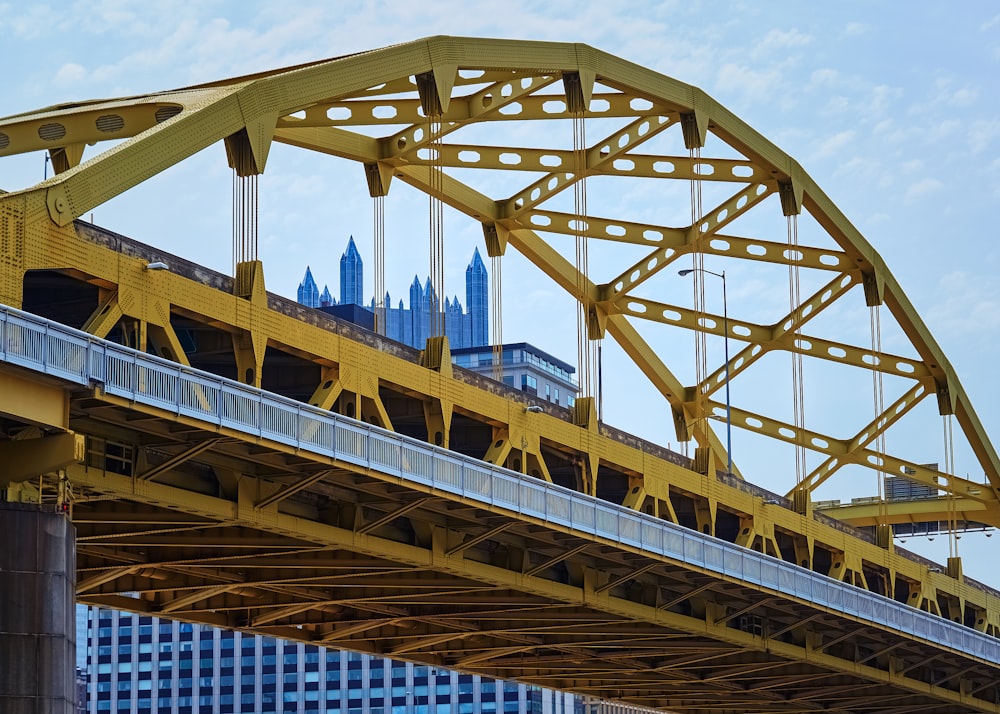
[0,35,996,524]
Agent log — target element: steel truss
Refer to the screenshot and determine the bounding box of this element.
[1,36,999,713]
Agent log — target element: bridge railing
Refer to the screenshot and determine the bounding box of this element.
[1,304,998,666]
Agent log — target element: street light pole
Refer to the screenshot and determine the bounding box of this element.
[678,267,732,477]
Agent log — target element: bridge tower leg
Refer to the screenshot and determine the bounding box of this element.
[0,502,77,714]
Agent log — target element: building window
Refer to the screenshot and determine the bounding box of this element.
[521,374,537,395]
[554,388,560,405]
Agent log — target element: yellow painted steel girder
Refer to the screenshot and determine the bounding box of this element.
[1,37,1000,710]
[1,37,995,509]
[57,414,1000,713]
[819,497,1000,530]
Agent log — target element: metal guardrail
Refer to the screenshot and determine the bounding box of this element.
[1,304,998,666]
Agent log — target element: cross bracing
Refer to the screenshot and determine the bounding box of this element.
[0,36,998,713]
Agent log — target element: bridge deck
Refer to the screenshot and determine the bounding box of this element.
[2,305,999,713]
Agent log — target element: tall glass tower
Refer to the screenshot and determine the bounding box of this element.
[297,267,320,308]
[296,239,491,350]
[466,248,488,348]
[339,237,363,306]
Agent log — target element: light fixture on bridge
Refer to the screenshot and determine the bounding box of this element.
[145,261,169,271]
[524,405,543,413]
[679,267,732,478]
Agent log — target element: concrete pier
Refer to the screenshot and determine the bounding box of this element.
[0,502,77,714]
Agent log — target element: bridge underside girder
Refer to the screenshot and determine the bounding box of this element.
[0,221,996,713]
[50,387,996,714]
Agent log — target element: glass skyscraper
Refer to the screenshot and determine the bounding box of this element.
[339,237,364,308]
[297,240,489,351]
[464,249,488,348]
[297,267,321,309]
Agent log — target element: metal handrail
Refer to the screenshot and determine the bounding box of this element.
[1,303,997,665]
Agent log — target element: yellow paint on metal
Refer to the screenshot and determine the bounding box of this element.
[2,36,1000,710]
[0,431,82,484]
[0,368,70,429]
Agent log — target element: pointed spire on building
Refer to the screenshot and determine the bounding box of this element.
[469,246,486,272]
[466,248,489,347]
[343,235,361,260]
[422,276,436,311]
[299,246,491,349]
[297,266,320,308]
[340,235,364,306]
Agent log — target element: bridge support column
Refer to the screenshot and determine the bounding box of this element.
[0,502,77,714]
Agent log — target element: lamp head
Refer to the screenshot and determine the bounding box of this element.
[678,269,694,277]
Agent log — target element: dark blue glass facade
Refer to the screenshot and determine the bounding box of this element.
[297,267,320,308]
[465,248,488,348]
[339,237,364,307]
[297,240,489,350]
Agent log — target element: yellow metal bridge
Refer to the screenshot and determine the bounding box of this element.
[1,37,999,713]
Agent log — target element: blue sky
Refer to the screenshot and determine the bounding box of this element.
[2,1,999,580]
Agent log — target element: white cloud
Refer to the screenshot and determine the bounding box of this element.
[867,84,901,118]
[927,271,1000,337]
[808,68,841,88]
[929,118,961,141]
[981,13,1000,31]
[715,62,784,105]
[831,155,894,192]
[845,22,868,36]
[0,3,60,39]
[813,130,855,159]
[53,62,88,86]
[933,78,979,107]
[824,95,849,113]
[752,27,812,58]
[968,119,1000,154]
[873,119,894,134]
[904,178,943,202]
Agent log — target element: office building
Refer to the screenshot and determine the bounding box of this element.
[296,241,489,351]
[78,606,579,714]
[296,240,579,407]
[452,343,578,409]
